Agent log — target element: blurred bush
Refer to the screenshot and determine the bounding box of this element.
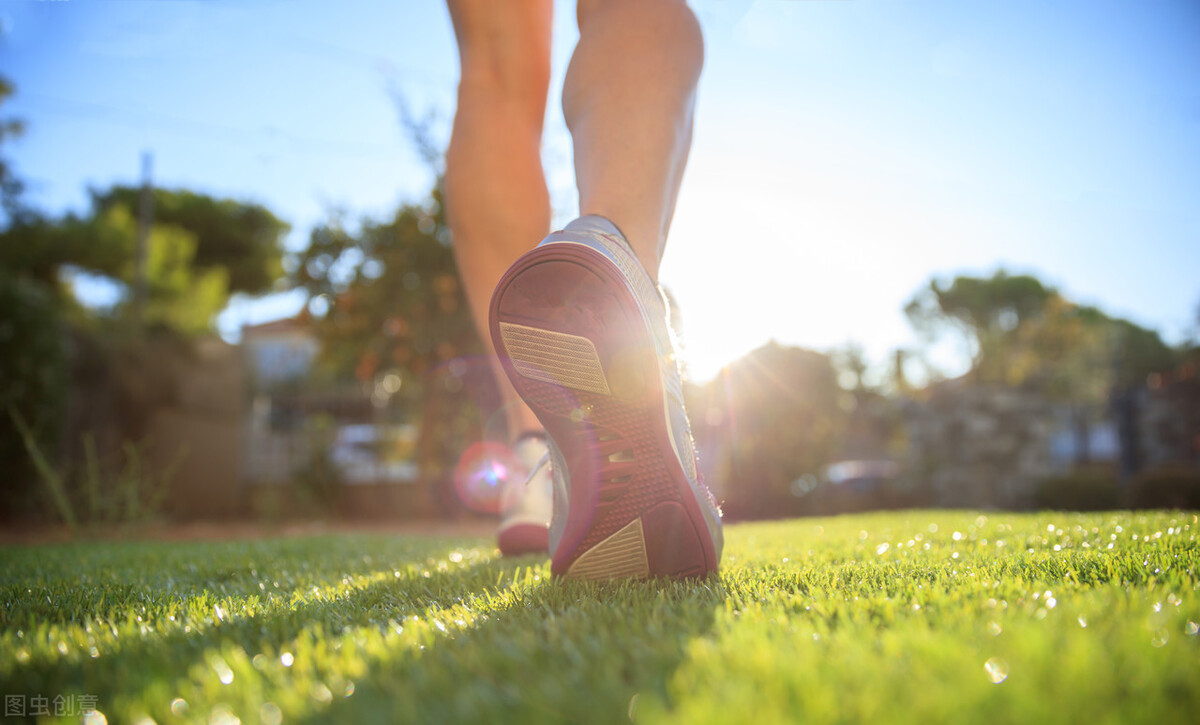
[1131,464,1200,510]
[1033,471,1122,511]
[0,268,67,514]
[689,342,847,520]
[291,413,344,516]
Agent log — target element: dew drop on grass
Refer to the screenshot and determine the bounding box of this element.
[345,681,356,697]
[1185,621,1198,636]
[82,711,107,725]
[281,652,294,667]
[1151,629,1170,648]
[253,654,268,670]
[313,683,333,704]
[876,543,890,555]
[953,532,963,541]
[170,698,188,716]
[987,621,1002,636]
[213,657,234,685]
[209,704,238,725]
[984,657,1009,684]
[260,703,283,725]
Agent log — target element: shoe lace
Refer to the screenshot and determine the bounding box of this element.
[523,451,550,487]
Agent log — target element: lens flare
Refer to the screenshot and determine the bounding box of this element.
[453,441,522,514]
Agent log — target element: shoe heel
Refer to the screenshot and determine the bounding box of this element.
[565,518,650,580]
[498,322,613,396]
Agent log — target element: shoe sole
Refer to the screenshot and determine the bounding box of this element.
[490,243,717,580]
[497,522,550,557]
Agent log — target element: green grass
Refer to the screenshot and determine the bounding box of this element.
[2,511,1198,724]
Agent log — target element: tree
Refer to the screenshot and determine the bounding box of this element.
[93,205,231,333]
[0,268,67,515]
[91,186,288,295]
[292,189,493,507]
[0,76,27,222]
[905,270,1177,466]
[0,185,288,332]
[831,342,869,393]
[293,188,479,391]
[688,341,845,518]
[905,270,1054,384]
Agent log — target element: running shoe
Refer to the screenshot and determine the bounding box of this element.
[489,215,722,579]
[496,434,552,556]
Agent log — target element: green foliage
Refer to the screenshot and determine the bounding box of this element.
[905,270,1176,392]
[95,205,231,334]
[0,269,67,512]
[8,414,176,528]
[905,270,1053,373]
[291,191,492,501]
[8,407,76,527]
[1,511,1197,723]
[690,342,845,517]
[0,185,287,333]
[294,190,480,393]
[92,186,288,294]
[0,75,28,220]
[291,415,344,516]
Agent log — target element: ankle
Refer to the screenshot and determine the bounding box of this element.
[566,214,661,280]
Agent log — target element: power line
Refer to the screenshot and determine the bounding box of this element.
[21,91,418,160]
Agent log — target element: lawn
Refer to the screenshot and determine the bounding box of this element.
[2,511,1197,724]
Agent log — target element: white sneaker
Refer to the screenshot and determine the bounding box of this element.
[489,216,723,579]
[496,435,552,556]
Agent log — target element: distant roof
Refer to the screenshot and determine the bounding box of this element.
[241,314,312,338]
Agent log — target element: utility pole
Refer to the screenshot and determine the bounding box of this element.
[133,151,153,330]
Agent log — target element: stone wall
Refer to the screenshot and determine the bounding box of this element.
[902,381,1056,508]
[149,336,245,519]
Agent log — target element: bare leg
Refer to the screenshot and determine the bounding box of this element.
[564,0,704,280]
[444,0,552,438]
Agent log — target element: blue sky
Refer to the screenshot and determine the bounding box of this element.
[2,0,1197,382]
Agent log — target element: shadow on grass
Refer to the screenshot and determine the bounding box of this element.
[3,538,724,724]
[303,573,726,723]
